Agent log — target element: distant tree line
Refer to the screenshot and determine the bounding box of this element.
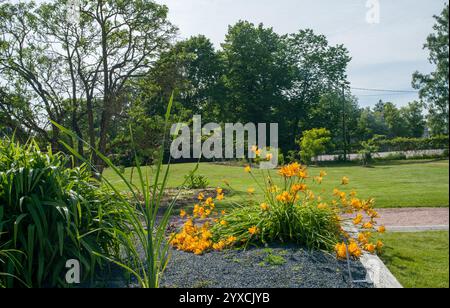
[1,1,448,167]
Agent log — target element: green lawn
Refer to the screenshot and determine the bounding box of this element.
[377,231,449,288]
[103,159,449,209]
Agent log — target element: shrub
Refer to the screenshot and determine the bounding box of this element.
[0,139,130,287]
[277,151,285,166]
[184,172,209,189]
[371,135,449,152]
[285,150,298,164]
[377,151,448,161]
[358,140,379,166]
[298,128,333,164]
[380,152,407,161]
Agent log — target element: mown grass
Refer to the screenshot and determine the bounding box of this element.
[103,159,449,209]
[376,231,449,288]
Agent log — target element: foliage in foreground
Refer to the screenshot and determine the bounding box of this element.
[56,94,197,288]
[0,139,130,287]
[171,150,386,258]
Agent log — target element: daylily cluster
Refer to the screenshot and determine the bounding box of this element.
[170,219,213,255]
[251,161,385,259]
[220,162,343,250]
[171,157,385,260]
[278,162,309,179]
[170,188,236,255]
[244,146,275,173]
[332,181,385,259]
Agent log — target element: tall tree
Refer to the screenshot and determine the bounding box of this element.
[0,1,69,148]
[412,4,449,135]
[310,92,360,152]
[382,102,409,138]
[220,21,290,124]
[0,0,177,170]
[400,101,426,138]
[356,107,389,140]
[171,35,223,118]
[140,35,224,120]
[219,23,351,152]
[0,87,28,140]
[282,29,351,150]
[81,0,176,167]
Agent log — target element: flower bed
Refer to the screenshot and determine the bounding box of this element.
[171,155,386,260]
[83,158,386,288]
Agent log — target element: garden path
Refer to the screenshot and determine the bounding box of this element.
[373,208,449,232]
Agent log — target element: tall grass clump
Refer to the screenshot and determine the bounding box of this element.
[211,162,342,251]
[0,245,23,288]
[56,94,196,288]
[0,138,130,287]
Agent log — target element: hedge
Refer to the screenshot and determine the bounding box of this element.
[372,136,449,152]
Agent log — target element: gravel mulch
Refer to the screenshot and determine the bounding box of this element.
[89,244,372,288]
[159,244,372,289]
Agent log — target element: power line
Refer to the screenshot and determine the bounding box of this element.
[357,93,419,97]
[351,87,419,93]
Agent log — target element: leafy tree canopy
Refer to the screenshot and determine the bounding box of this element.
[413,4,449,135]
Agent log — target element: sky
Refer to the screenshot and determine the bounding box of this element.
[156,0,448,108]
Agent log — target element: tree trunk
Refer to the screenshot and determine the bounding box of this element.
[72,113,84,160]
[50,123,60,153]
[86,96,97,159]
[97,106,110,174]
[96,13,110,175]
